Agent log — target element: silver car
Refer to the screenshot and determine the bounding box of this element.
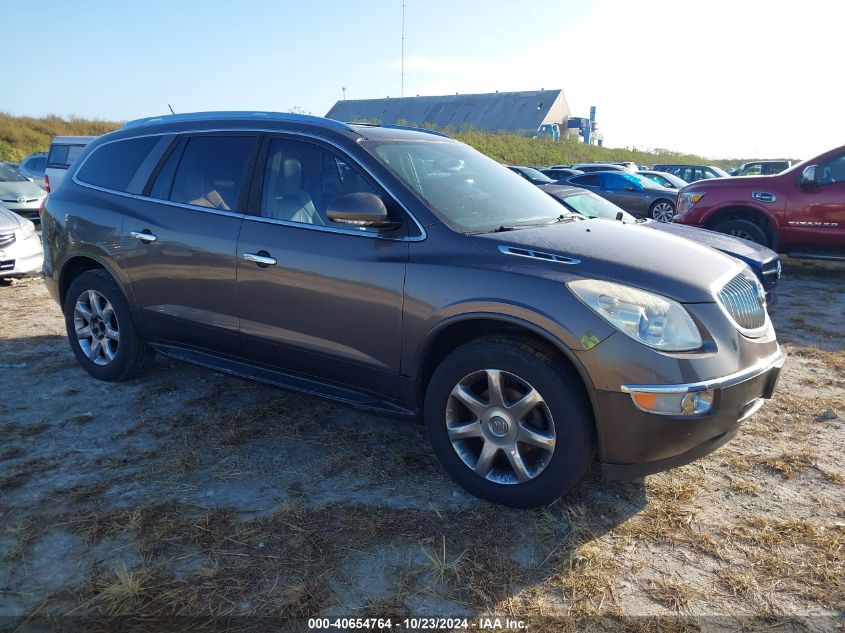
[565,171,678,222]
[18,152,47,188]
[0,163,47,221]
[0,205,42,279]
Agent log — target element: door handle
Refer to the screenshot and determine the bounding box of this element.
[130,231,157,243]
[243,251,277,267]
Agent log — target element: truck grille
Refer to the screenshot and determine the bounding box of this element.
[717,271,767,335]
[0,232,16,248]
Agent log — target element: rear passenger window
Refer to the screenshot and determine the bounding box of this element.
[76,137,159,192]
[158,136,255,211]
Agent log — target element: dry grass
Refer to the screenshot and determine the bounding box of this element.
[643,578,698,612]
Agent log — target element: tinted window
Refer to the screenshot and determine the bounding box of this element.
[818,153,845,185]
[76,137,159,192]
[260,138,379,227]
[47,144,87,168]
[167,136,255,211]
[602,173,629,190]
[31,157,46,173]
[570,174,600,187]
[149,138,186,200]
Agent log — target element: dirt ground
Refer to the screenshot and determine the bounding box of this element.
[0,258,843,632]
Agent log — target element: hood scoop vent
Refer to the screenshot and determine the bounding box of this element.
[498,244,581,265]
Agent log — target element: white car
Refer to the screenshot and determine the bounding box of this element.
[0,205,42,279]
[45,136,95,193]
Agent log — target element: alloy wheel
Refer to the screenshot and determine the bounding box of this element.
[445,369,556,485]
[74,290,120,366]
[651,202,675,223]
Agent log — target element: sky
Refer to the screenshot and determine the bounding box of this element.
[5,0,843,159]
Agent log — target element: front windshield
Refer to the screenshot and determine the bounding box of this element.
[519,167,553,183]
[362,139,575,232]
[624,172,663,190]
[710,165,730,177]
[561,191,637,222]
[0,164,27,183]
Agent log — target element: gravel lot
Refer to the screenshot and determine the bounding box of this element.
[1,258,843,631]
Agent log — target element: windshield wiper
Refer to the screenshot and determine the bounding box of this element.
[493,225,518,232]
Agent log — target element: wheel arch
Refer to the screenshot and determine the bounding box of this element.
[58,254,120,309]
[702,204,779,249]
[415,313,596,406]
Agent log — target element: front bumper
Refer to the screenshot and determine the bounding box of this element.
[1,202,43,221]
[595,348,786,479]
[0,234,43,278]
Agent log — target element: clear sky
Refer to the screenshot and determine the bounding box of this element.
[5,0,843,159]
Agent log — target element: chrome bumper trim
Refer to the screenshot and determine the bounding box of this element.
[621,348,786,395]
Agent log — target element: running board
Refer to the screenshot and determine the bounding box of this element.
[150,343,417,419]
[787,251,845,262]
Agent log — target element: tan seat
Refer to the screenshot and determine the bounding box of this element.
[263,156,324,225]
[171,166,230,210]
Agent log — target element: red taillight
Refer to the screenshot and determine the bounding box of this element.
[39,197,47,217]
[44,174,51,193]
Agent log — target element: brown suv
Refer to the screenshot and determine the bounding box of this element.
[41,112,785,507]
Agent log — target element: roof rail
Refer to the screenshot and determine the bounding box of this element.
[122,111,354,132]
[347,122,453,139]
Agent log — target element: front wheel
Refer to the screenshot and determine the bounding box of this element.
[64,269,155,381]
[711,218,769,246]
[424,337,595,507]
[650,200,676,222]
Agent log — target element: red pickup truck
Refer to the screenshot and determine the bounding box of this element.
[673,145,845,259]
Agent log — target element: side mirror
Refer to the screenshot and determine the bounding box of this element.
[327,192,392,227]
[799,165,818,187]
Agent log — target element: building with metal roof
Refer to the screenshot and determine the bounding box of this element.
[325,89,571,134]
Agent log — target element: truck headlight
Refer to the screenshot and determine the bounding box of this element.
[676,191,706,217]
[16,220,36,241]
[568,279,703,351]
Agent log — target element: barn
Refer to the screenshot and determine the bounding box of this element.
[325,89,571,134]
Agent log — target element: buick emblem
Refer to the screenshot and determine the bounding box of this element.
[17,195,26,204]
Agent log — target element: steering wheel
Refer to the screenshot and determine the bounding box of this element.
[445,193,490,217]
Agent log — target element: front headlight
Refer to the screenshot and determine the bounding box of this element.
[676,191,706,216]
[568,279,703,351]
[17,220,36,241]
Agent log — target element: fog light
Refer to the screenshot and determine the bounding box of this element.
[630,389,714,416]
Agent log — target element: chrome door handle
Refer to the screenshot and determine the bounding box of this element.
[243,252,277,266]
[130,231,157,243]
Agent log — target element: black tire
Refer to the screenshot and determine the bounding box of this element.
[649,199,676,222]
[711,218,768,246]
[423,337,595,508]
[64,269,155,381]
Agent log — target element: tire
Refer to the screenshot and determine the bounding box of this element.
[64,269,155,381]
[649,199,676,223]
[711,218,768,246]
[423,337,595,508]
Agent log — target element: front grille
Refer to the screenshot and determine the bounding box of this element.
[717,271,767,334]
[0,232,15,248]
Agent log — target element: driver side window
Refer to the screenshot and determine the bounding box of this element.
[260,139,381,228]
[818,154,845,185]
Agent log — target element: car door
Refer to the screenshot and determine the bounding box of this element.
[122,133,259,355]
[235,135,411,400]
[599,173,645,212]
[784,151,845,248]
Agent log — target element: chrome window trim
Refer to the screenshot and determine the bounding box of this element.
[621,348,786,395]
[71,128,427,242]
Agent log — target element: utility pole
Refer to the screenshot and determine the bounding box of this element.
[401,0,405,97]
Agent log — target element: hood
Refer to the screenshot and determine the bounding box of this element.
[0,180,45,200]
[644,220,777,265]
[471,218,742,303]
[0,205,25,230]
[682,174,777,191]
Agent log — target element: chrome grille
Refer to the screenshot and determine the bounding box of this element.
[717,271,767,334]
[0,232,15,248]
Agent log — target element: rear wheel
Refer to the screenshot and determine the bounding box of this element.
[650,200,676,222]
[64,270,155,381]
[424,337,594,507]
[711,218,768,246]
